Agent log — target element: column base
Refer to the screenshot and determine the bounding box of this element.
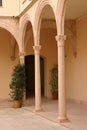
[57,117,69,123]
[35,108,44,112]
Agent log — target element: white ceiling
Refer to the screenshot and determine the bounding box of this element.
[42,6,55,19]
[66,0,87,19]
[42,0,87,20]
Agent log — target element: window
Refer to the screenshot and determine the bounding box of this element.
[0,0,2,6]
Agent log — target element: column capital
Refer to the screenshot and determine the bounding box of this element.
[19,51,25,57]
[55,35,66,42]
[19,52,25,64]
[33,45,41,54]
[55,35,66,47]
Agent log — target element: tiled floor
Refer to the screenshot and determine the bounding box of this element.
[0,98,87,130]
[24,98,87,130]
[0,108,69,130]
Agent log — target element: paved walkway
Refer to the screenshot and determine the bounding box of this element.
[0,108,69,130]
[25,98,87,130]
[0,98,87,130]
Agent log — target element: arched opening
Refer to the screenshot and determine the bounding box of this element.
[64,0,87,127]
[23,22,34,99]
[25,55,44,98]
[0,27,19,107]
[39,5,57,100]
[23,21,45,107]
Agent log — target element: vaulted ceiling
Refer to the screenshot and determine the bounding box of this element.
[66,0,87,19]
[42,0,87,20]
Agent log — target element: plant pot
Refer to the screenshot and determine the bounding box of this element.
[13,100,22,108]
[52,93,58,100]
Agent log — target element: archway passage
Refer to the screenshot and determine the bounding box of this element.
[25,55,44,98]
[0,27,19,107]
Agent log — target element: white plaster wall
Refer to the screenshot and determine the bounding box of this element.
[0,29,19,99]
[65,16,87,102]
[0,0,19,16]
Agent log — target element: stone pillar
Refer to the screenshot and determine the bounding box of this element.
[33,45,42,112]
[19,52,25,65]
[56,35,68,122]
[19,52,26,105]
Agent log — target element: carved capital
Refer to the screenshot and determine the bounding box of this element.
[19,52,25,64]
[55,35,66,47]
[55,35,66,42]
[19,52,25,57]
[33,45,41,55]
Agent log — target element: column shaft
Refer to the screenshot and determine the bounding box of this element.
[56,35,68,122]
[33,45,42,111]
[19,52,26,105]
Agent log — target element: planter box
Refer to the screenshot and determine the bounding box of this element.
[13,100,22,108]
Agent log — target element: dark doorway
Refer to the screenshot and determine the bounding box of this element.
[25,55,44,98]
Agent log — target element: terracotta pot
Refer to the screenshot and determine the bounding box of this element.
[13,100,22,108]
[52,93,58,100]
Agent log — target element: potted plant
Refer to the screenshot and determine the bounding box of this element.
[9,63,25,108]
[49,65,58,99]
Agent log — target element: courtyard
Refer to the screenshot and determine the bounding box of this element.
[0,98,87,130]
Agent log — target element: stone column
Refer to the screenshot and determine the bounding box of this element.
[19,52,26,105]
[33,45,42,112]
[56,35,68,122]
[19,52,25,65]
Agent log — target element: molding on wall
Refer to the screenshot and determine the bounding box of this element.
[76,14,87,21]
[65,20,77,58]
[67,98,87,105]
[10,35,16,61]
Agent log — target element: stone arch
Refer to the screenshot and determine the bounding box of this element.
[19,13,34,51]
[0,21,19,44]
[0,21,20,62]
[56,0,68,34]
[34,0,57,46]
